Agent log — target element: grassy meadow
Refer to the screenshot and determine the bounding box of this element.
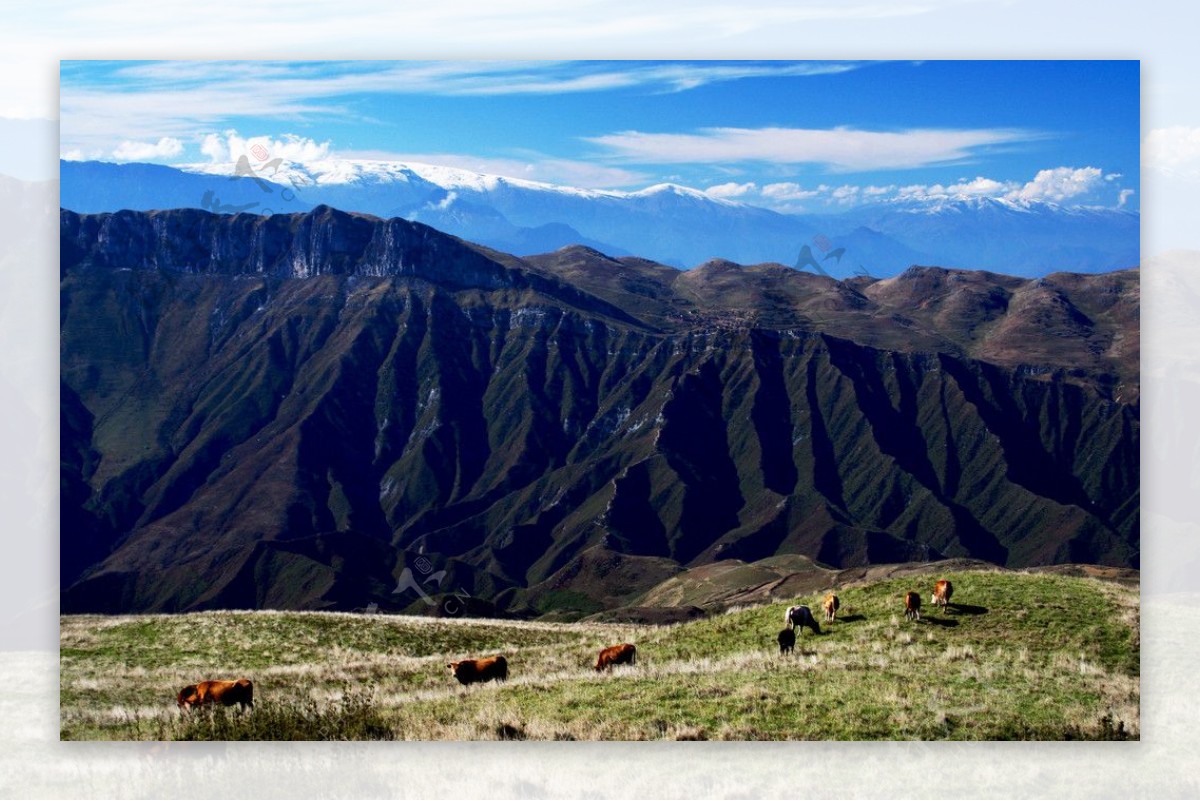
[59,570,1139,741]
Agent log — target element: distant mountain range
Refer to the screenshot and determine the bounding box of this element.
[60,206,1139,615]
[60,159,1140,276]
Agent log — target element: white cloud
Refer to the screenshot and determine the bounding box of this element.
[761,182,825,201]
[896,183,942,200]
[704,181,757,199]
[887,167,1110,206]
[743,166,1125,212]
[199,131,332,164]
[945,176,1012,196]
[586,125,1038,171]
[1008,166,1103,202]
[110,137,184,161]
[428,191,458,211]
[200,133,227,162]
[1144,126,1200,177]
[831,184,860,204]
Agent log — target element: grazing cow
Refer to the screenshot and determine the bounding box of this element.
[176,678,254,711]
[785,605,822,635]
[932,579,954,613]
[904,591,922,621]
[822,593,841,623]
[777,628,796,655]
[447,655,509,686]
[595,643,637,672]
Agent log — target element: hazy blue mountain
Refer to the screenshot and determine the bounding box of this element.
[811,197,1141,277]
[60,160,1139,276]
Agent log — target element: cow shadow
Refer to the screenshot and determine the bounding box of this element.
[948,603,988,616]
[780,648,818,658]
[921,616,959,628]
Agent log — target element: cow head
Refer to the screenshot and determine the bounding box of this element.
[177,685,199,709]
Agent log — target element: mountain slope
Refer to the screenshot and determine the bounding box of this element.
[60,207,1139,615]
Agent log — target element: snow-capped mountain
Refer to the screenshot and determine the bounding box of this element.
[59,159,1139,276]
[811,196,1140,276]
[174,158,807,269]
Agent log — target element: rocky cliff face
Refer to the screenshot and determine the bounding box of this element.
[60,207,1139,615]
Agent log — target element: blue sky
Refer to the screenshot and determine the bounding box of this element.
[59,60,1140,212]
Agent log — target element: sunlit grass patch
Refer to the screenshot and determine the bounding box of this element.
[60,570,1138,740]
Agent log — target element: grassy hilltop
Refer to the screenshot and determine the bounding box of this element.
[60,569,1138,741]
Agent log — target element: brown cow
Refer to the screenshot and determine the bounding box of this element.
[904,591,922,621]
[822,593,841,623]
[932,579,954,613]
[595,643,637,671]
[177,678,254,711]
[447,655,508,686]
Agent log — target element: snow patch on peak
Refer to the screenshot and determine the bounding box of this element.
[177,158,747,206]
[629,182,742,206]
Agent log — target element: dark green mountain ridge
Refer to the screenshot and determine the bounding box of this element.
[59,206,1139,615]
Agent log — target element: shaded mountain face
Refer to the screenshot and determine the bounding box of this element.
[60,159,1139,276]
[60,207,1139,615]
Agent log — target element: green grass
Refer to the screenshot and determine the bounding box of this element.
[60,570,1138,741]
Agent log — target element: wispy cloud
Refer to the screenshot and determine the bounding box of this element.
[588,125,1040,172]
[96,60,866,100]
[60,60,868,156]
